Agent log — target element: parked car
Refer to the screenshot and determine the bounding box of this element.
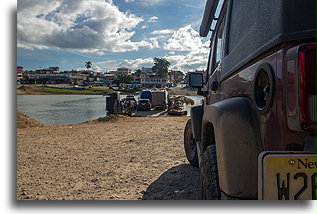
[184,0,316,200]
[137,99,151,111]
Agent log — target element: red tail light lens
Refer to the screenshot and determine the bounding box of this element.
[299,44,316,130]
[286,44,315,132]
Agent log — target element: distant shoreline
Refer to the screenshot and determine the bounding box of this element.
[17,84,198,96]
[17,85,122,95]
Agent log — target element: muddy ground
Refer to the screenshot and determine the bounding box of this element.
[17,112,199,200]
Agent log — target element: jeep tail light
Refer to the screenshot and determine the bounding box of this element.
[286,44,316,132]
[299,45,315,130]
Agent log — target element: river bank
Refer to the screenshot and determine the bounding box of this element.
[17,112,199,200]
[16,85,117,95]
[17,84,197,96]
[166,85,197,96]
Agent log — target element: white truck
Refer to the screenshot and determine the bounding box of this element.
[151,90,168,110]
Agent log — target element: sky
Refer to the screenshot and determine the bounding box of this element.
[17,0,211,73]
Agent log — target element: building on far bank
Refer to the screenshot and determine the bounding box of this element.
[17,66,24,83]
[130,74,141,85]
[140,73,168,88]
[116,67,132,75]
[27,72,70,84]
[108,67,132,76]
[101,73,116,85]
[35,67,60,74]
[168,70,185,84]
[21,66,68,84]
[17,66,24,72]
[141,67,152,73]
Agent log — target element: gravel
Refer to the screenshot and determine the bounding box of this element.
[17,113,199,200]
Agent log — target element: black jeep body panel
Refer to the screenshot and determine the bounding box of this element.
[193,0,316,200]
[200,0,316,80]
[201,97,263,198]
[222,0,316,80]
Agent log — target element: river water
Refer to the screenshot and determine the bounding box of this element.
[17,95,203,126]
[17,95,107,126]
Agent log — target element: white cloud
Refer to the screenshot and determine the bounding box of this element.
[93,65,102,73]
[151,25,209,71]
[124,0,135,3]
[136,0,169,7]
[119,57,154,70]
[150,29,173,35]
[148,16,158,23]
[163,25,207,52]
[17,0,153,53]
[93,60,118,72]
[115,25,210,72]
[134,38,160,49]
[116,48,209,72]
[166,49,209,72]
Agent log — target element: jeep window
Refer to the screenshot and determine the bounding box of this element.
[207,0,227,77]
[214,16,226,70]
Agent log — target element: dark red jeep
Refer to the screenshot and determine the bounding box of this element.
[184,0,316,200]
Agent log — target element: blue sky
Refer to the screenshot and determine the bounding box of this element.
[17,0,211,73]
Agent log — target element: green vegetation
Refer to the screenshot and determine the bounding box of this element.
[113,74,131,85]
[134,69,143,75]
[33,86,116,95]
[152,57,170,77]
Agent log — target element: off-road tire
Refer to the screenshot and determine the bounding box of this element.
[199,145,221,199]
[184,119,199,167]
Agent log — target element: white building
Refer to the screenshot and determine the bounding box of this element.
[141,67,152,73]
[116,67,132,75]
[140,73,168,88]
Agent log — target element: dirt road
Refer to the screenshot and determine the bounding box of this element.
[17,113,199,200]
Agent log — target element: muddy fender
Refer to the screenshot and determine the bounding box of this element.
[201,97,263,199]
[190,105,204,141]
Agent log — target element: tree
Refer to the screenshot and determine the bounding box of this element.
[135,69,143,75]
[152,57,170,77]
[113,74,131,85]
[85,61,92,69]
[22,72,29,83]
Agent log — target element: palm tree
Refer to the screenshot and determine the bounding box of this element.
[85,61,92,70]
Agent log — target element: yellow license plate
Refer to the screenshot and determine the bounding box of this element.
[258,152,316,200]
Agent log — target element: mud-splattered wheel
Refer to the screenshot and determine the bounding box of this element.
[199,145,221,200]
[184,119,199,167]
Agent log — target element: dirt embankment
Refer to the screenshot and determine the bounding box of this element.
[17,85,47,95]
[167,86,197,96]
[17,113,199,200]
[17,112,45,128]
